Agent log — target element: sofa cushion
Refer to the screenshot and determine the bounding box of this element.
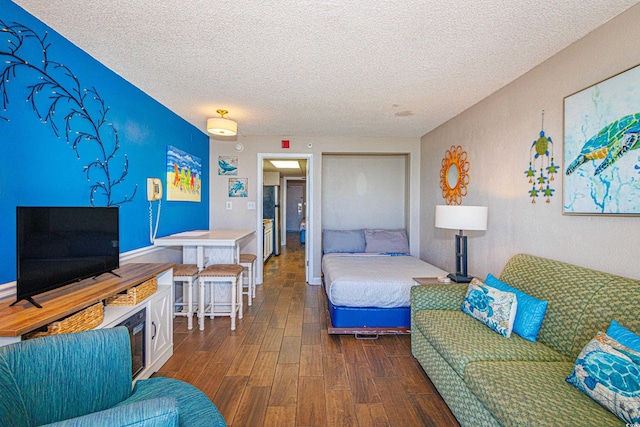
[498,254,640,359]
[42,398,179,427]
[413,310,567,376]
[485,273,548,342]
[461,279,518,338]
[566,333,640,424]
[121,377,226,427]
[0,355,30,427]
[0,327,132,426]
[465,361,624,427]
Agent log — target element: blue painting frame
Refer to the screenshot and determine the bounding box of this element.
[563,63,640,215]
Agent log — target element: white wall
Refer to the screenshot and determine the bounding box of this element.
[420,4,640,280]
[210,136,420,284]
[322,154,407,230]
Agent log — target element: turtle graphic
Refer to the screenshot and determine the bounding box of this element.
[577,347,640,397]
[466,285,494,316]
[565,113,640,176]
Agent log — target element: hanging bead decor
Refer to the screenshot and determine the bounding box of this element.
[525,111,558,203]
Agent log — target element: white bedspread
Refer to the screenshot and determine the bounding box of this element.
[322,253,448,308]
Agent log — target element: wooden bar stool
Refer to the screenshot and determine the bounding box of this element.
[198,264,243,331]
[172,264,199,330]
[239,253,257,306]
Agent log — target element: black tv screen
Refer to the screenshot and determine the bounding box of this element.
[16,206,119,306]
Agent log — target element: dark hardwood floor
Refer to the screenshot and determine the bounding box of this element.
[156,232,459,426]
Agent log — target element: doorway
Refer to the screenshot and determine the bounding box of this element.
[283,177,306,236]
[256,153,314,285]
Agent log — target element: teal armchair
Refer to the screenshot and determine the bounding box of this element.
[0,327,226,427]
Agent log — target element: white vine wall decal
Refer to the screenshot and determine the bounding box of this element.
[1,20,137,206]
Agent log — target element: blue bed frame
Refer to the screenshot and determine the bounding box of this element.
[323,281,411,336]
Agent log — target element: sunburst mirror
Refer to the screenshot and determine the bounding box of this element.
[440,145,470,205]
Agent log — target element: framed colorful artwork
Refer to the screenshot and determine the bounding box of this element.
[563,64,640,215]
[166,145,201,202]
[228,178,248,197]
[218,156,238,175]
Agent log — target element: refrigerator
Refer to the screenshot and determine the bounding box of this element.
[263,185,281,256]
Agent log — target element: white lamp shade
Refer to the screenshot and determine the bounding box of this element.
[435,205,488,231]
[207,117,238,136]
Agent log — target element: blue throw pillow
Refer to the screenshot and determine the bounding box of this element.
[566,333,640,424]
[607,320,640,353]
[485,274,548,342]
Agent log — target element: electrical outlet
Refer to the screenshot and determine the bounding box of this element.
[247,201,256,210]
[226,201,232,210]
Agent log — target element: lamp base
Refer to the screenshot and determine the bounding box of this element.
[447,273,473,283]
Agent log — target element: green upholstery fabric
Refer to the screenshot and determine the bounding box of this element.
[122,378,226,427]
[465,361,623,427]
[499,254,640,359]
[410,283,467,314]
[42,398,179,427]
[411,328,501,427]
[411,253,639,427]
[413,310,566,376]
[0,327,226,427]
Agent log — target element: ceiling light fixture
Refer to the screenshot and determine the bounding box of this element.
[270,160,300,169]
[207,109,237,136]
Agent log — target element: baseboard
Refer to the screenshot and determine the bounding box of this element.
[120,245,162,262]
[0,281,16,302]
[309,276,322,285]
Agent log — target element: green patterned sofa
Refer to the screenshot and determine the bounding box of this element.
[410,253,640,427]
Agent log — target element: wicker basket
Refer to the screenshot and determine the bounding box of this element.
[27,302,104,339]
[105,278,157,306]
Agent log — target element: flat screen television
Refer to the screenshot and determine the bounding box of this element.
[15,206,120,308]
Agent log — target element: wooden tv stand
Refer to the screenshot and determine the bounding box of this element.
[0,263,175,379]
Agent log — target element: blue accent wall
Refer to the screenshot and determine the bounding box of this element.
[0,1,209,284]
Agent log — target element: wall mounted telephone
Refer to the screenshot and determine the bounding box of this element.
[147,178,162,201]
[147,178,162,243]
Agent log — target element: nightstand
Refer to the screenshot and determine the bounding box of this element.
[413,277,447,285]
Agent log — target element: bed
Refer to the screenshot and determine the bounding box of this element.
[321,229,448,337]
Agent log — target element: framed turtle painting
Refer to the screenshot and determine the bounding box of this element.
[563,63,640,215]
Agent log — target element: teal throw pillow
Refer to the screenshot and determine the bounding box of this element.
[607,320,640,353]
[461,279,518,338]
[566,333,640,424]
[485,273,548,342]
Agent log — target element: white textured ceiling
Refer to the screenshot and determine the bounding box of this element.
[12,0,639,138]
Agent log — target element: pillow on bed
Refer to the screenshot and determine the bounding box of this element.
[323,229,365,253]
[364,229,410,254]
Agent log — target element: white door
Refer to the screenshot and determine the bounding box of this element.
[147,287,172,366]
[286,182,304,231]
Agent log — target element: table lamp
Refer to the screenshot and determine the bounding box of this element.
[435,205,488,283]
